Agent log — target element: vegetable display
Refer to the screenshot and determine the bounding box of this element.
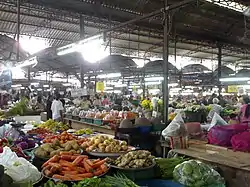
[35,139,82,158]
[103,174,139,187]
[27,128,51,135]
[112,150,154,169]
[43,131,80,144]
[6,98,29,117]
[38,119,69,132]
[72,177,111,187]
[14,136,36,150]
[74,128,93,135]
[81,135,129,153]
[155,157,188,179]
[173,160,225,187]
[43,180,68,187]
[42,153,109,181]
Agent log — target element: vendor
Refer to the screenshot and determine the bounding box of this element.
[46,95,53,120]
[51,94,64,122]
[208,98,223,120]
[80,96,91,110]
[93,94,102,107]
[239,96,250,125]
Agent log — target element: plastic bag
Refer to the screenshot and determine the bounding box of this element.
[208,124,248,147]
[162,113,187,138]
[0,123,11,138]
[231,131,250,151]
[0,147,40,183]
[173,160,225,187]
[208,113,228,131]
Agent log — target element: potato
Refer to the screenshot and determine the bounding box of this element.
[72,143,79,151]
[81,142,88,149]
[105,146,111,153]
[50,150,58,157]
[76,150,81,154]
[94,139,101,144]
[69,150,76,154]
[65,144,72,151]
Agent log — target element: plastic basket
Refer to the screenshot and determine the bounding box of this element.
[84,118,93,124]
[137,126,152,134]
[93,119,103,125]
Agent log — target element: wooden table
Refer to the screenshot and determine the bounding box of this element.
[172,140,250,187]
[64,118,115,136]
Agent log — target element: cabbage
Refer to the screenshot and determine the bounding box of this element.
[26,139,35,149]
[173,160,225,187]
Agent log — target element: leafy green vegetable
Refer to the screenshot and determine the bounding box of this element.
[73,177,110,187]
[43,180,67,187]
[103,174,139,187]
[155,157,188,179]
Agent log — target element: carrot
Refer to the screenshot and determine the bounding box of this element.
[59,160,75,169]
[72,156,84,166]
[50,166,60,174]
[42,155,60,168]
[76,167,86,173]
[42,165,52,171]
[61,170,78,175]
[70,155,78,161]
[62,167,71,171]
[92,159,106,168]
[93,169,103,176]
[60,155,72,161]
[85,159,93,167]
[93,159,100,164]
[76,173,93,178]
[44,169,53,177]
[59,151,73,156]
[82,159,93,173]
[100,164,108,173]
[52,174,70,181]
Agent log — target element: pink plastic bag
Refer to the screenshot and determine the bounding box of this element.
[231,131,250,152]
[208,124,248,147]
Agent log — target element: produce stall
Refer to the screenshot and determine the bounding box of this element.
[171,140,250,187]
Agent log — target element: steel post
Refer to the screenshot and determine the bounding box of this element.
[218,44,222,95]
[80,15,85,88]
[163,0,170,124]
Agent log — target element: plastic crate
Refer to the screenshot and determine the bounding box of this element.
[84,118,93,124]
[137,180,184,187]
[151,123,166,132]
[93,119,103,125]
[137,126,152,134]
[118,166,155,181]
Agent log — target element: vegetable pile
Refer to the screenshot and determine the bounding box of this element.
[14,136,36,150]
[74,128,93,135]
[6,98,29,117]
[72,177,110,187]
[81,135,129,153]
[35,139,82,158]
[156,157,188,179]
[103,174,139,187]
[42,153,109,181]
[38,119,69,132]
[113,150,154,169]
[27,128,51,135]
[43,131,79,144]
[43,180,68,187]
[173,160,225,187]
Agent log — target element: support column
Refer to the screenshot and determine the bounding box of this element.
[27,67,31,82]
[218,44,222,95]
[16,0,20,63]
[163,0,169,124]
[80,15,85,88]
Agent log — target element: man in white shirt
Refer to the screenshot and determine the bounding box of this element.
[51,95,64,121]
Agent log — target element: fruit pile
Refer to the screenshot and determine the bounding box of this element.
[74,128,93,135]
[27,128,51,135]
[38,119,69,132]
[43,132,79,144]
[42,152,109,181]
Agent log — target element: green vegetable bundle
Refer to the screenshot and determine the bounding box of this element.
[7,98,29,117]
[173,160,225,187]
[43,180,67,187]
[73,177,110,187]
[103,174,139,187]
[155,157,188,179]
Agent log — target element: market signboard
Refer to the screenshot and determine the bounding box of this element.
[227,85,238,93]
[96,81,104,92]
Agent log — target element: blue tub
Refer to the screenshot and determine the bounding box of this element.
[137,126,152,134]
[137,179,184,187]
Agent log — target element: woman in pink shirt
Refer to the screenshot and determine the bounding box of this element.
[102,95,109,106]
[239,96,250,124]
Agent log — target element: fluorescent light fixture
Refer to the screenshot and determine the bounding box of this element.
[21,87,25,89]
[31,82,39,86]
[145,81,161,86]
[43,85,49,88]
[16,56,38,68]
[168,83,178,87]
[12,84,22,88]
[113,90,121,94]
[57,43,77,56]
[37,88,42,91]
[145,77,164,81]
[220,77,250,82]
[97,73,121,79]
[115,84,127,88]
[62,83,71,87]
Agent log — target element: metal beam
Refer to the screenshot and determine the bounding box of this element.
[218,44,222,95]
[16,0,20,63]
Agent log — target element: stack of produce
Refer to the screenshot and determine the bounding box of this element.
[155,157,188,179]
[81,135,129,153]
[6,97,29,117]
[38,119,69,132]
[42,153,109,181]
[74,128,93,135]
[35,139,82,158]
[27,128,51,135]
[14,136,36,150]
[173,160,225,187]
[112,150,154,169]
[43,131,87,145]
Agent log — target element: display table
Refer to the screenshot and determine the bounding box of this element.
[172,140,250,187]
[64,118,115,136]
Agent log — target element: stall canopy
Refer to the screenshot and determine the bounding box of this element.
[213,66,235,77]
[0,34,28,63]
[143,60,179,74]
[182,64,211,74]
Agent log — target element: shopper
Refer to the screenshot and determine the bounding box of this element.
[207,98,223,120]
[93,95,101,106]
[51,94,64,122]
[239,96,250,125]
[102,95,109,106]
[46,95,53,120]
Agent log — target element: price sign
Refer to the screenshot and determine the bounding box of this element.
[96,81,104,92]
[228,85,238,93]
